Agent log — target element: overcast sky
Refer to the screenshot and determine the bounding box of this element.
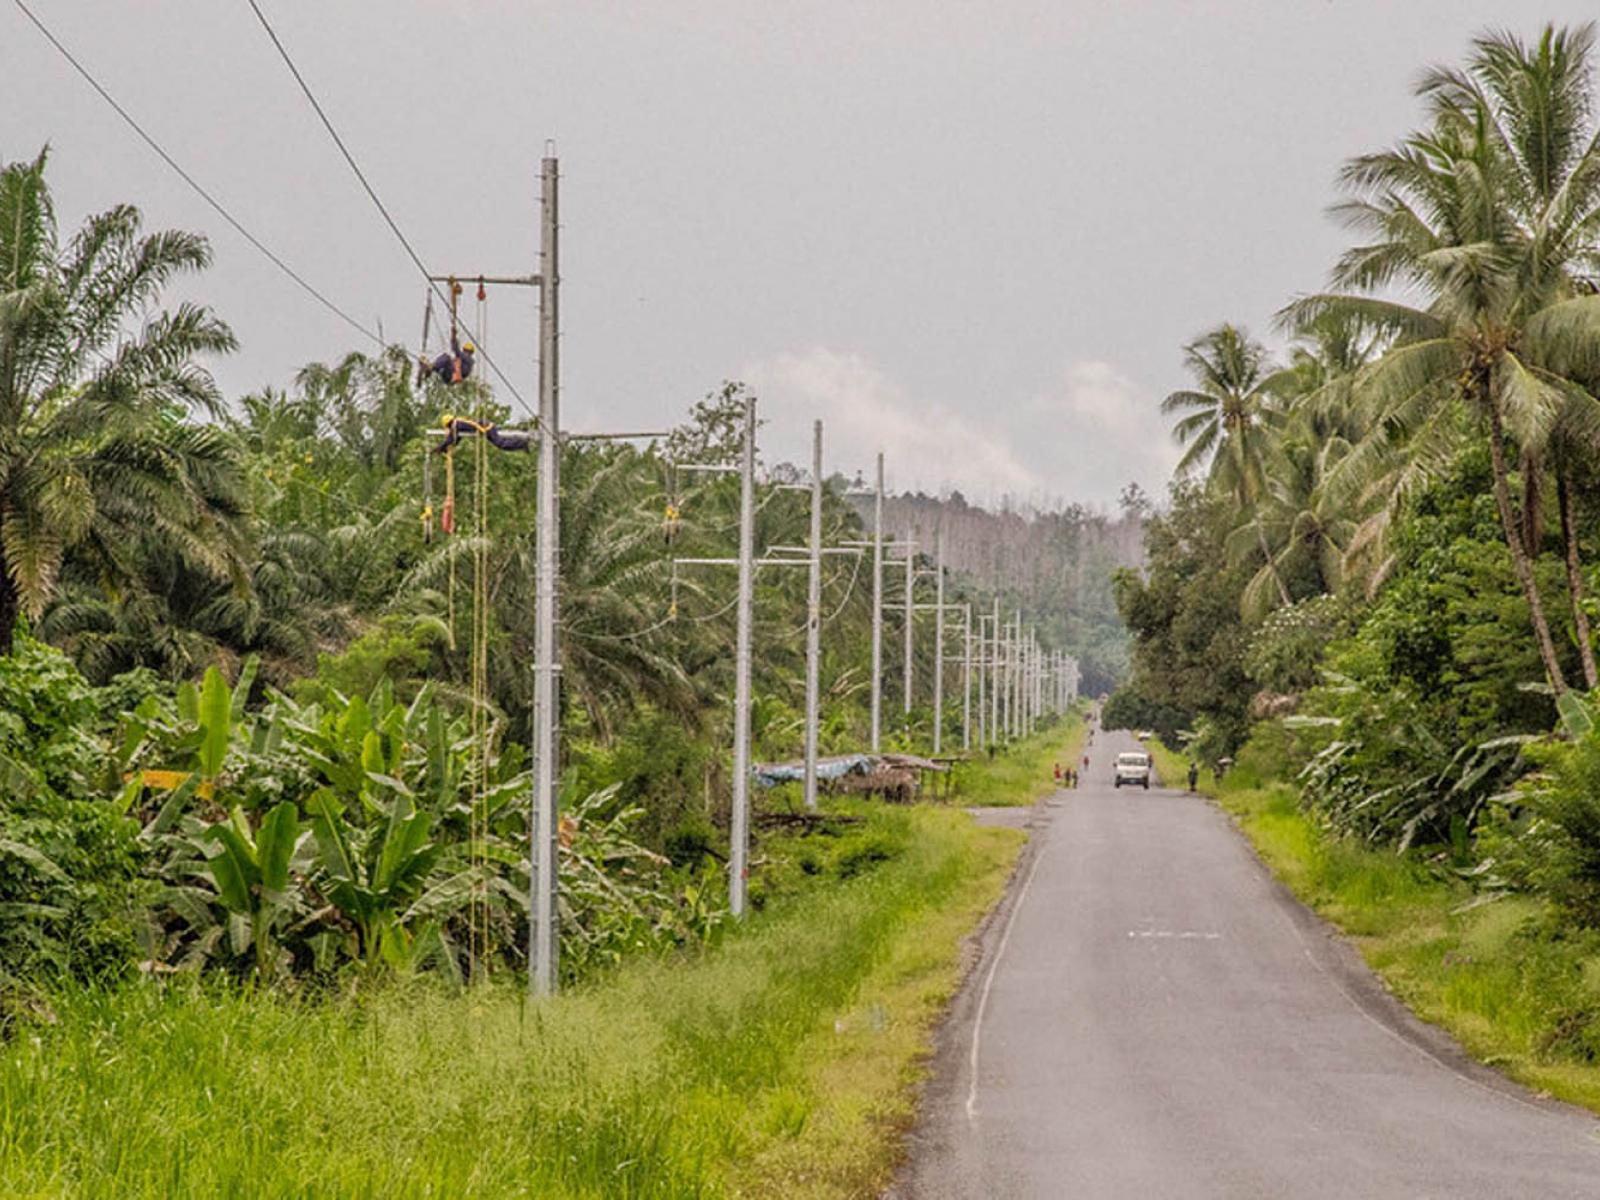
[8,1,1597,507]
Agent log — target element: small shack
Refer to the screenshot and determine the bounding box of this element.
[752,752,949,803]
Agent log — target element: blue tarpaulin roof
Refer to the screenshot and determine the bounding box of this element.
[752,754,874,789]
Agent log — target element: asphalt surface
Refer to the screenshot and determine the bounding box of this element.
[892,725,1600,1199]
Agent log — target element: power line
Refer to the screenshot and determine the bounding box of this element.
[241,0,541,430]
[11,0,385,351]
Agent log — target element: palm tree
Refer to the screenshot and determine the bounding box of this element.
[1162,324,1292,605]
[1225,433,1355,621]
[1285,27,1600,694]
[396,437,699,743]
[0,149,249,654]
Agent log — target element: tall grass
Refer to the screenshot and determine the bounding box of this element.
[0,805,1022,1198]
[955,707,1087,807]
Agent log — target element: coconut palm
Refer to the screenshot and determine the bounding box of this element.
[1163,324,1293,605]
[0,149,249,654]
[1284,28,1600,694]
[1225,433,1356,621]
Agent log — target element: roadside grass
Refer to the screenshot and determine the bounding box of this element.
[0,801,1024,1198]
[954,707,1088,807]
[1166,740,1600,1116]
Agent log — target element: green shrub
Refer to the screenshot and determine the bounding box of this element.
[0,638,142,994]
[1488,704,1600,928]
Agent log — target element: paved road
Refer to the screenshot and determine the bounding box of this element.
[893,726,1600,1199]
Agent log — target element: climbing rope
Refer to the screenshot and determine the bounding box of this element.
[420,445,434,544]
[444,441,457,634]
[663,458,681,546]
[469,284,492,980]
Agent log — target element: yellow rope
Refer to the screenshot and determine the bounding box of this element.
[470,294,491,980]
[444,445,456,641]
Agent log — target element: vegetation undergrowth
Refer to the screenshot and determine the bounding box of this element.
[0,799,1023,1198]
[1173,737,1600,1114]
[1147,738,1216,794]
[954,706,1087,807]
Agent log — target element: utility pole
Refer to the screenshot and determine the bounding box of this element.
[531,154,561,995]
[1029,628,1036,734]
[933,522,945,754]
[434,158,668,994]
[680,411,847,910]
[1020,630,1029,735]
[1000,614,1011,740]
[975,611,986,748]
[1029,630,1037,732]
[1037,637,1044,724]
[872,454,884,753]
[803,420,823,810]
[1025,631,1035,734]
[1018,626,1028,737]
[730,394,756,917]
[1013,610,1023,739]
[962,603,972,752]
[903,536,916,715]
[990,598,1001,743]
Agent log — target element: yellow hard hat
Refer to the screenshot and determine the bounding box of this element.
[460,340,476,353]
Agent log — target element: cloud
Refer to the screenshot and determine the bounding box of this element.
[739,350,1180,511]
[1023,360,1182,507]
[742,348,1041,500]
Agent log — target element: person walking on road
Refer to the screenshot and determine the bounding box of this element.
[1188,761,1199,792]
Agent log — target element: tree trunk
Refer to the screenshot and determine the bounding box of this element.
[1487,399,1568,695]
[1255,519,1292,607]
[1558,468,1598,689]
[0,567,16,656]
[1520,449,1545,559]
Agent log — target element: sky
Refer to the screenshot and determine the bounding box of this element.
[7,1,1599,509]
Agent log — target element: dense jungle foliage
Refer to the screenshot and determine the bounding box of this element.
[1107,24,1600,936]
[0,146,1102,1000]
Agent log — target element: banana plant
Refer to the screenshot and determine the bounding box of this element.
[308,787,459,970]
[204,800,303,981]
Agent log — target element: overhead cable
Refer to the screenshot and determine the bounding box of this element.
[241,0,541,429]
[12,0,385,350]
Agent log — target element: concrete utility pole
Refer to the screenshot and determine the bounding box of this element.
[1000,614,1012,740]
[1026,631,1036,733]
[1028,634,1036,730]
[803,420,823,811]
[1017,629,1026,736]
[1010,618,1020,740]
[1022,631,1030,735]
[933,523,945,754]
[962,603,972,752]
[531,154,561,995]
[903,536,916,715]
[975,611,986,748]
[1020,627,1030,736]
[1013,611,1023,739]
[730,394,756,917]
[1031,632,1040,730]
[871,453,884,753]
[990,599,1001,743]
[681,417,846,906]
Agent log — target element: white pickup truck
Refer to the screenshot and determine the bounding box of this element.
[1114,751,1152,790]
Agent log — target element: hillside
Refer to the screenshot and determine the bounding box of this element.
[850,487,1146,696]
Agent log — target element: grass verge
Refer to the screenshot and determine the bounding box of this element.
[1148,738,1205,794]
[0,801,1024,1198]
[1173,743,1600,1116]
[954,706,1088,807]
